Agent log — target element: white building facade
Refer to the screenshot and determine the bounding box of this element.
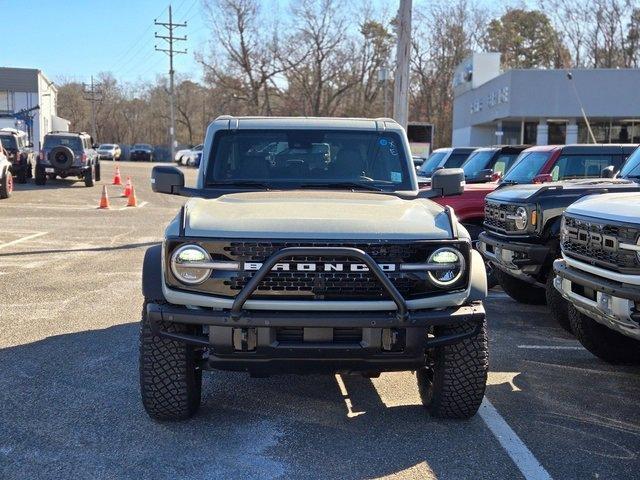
[0,67,69,150]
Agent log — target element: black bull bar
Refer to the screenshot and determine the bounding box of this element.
[148,247,485,347]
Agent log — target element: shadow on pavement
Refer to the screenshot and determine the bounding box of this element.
[0,323,514,480]
[0,242,159,257]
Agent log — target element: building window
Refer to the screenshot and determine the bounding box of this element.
[0,91,13,112]
[548,123,566,144]
[578,120,639,144]
[523,122,537,144]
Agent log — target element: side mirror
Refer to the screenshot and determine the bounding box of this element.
[151,165,184,195]
[490,171,502,182]
[412,156,424,167]
[430,168,465,197]
[27,142,34,148]
[92,143,99,149]
[601,165,615,178]
[533,173,553,184]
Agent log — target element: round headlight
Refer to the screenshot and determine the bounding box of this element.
[170,244,211,285]
[427,247,465,287]
[514,207,528,230]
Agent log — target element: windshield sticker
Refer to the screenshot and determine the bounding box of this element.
[391,171,402,183]
[388,140,398,156]
[379,138,388,146]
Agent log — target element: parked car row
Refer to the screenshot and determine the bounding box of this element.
[474,146,640,364]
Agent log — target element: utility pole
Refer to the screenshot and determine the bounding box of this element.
[83,75,102,141]
[155,5,187,161]
[393,0,412,130]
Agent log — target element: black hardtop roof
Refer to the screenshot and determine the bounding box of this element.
[560,144,638,155]
[474,145,531,154]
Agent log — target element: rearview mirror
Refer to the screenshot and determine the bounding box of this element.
[151,165,184,195]
[601,165,615,178]
[429,168,465,197]
[533,173,553,184]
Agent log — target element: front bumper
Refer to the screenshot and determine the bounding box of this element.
[150,245,486,373]
[477,231,549,285]
[554,258,640,340]
[98,153,114,160]
[147,302,485,373]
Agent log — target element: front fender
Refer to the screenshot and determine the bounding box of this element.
[142,244,165,301]
[467,249,488,302]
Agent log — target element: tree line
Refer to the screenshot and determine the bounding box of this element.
[57,0,640,150]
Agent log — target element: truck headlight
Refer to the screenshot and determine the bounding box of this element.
[170,244,212,284]
[514,207,528,230]
[427,247,465,287]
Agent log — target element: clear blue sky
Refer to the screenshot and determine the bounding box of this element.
[3,0,209,84]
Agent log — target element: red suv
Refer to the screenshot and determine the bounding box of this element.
[499,144,637,187]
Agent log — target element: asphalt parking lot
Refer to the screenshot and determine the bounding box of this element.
[1,161,639,480]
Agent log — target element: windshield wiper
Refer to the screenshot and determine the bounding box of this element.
[297,182,384,192]
[209,181,272,189]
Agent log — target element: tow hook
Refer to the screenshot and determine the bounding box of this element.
[233,328,257,352]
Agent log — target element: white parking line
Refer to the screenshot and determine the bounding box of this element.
[518,345,583,350]
[479,398,553,480]
[0,232,48,250]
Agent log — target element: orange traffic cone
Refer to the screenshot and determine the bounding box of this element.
[126,186,138,207]
[98,185,110,209]
[113,165,122,185]
[122,176,132,197]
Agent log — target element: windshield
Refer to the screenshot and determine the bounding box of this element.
[133,144,151,149]
[44,136,82,151]
[550,154,624,180]
[99,144,114,149]
[502,151,550,183]
[206,129,412,191]
[0,135,17,150]
[620,148,640,178]
[462,150,493,177]
[417,151,448,176]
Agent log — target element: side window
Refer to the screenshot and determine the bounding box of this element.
[552,154,617,180]
[446,153,470,168]
[492,154,516,175]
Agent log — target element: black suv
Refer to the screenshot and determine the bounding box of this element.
[461,145,530,184]
[36,132,100,187]
[478,146,640,331]
[0,128,34,183]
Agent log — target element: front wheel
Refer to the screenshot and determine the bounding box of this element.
[546,274,570,332]
[84,166,95,187]
[0,169,13,198]
[34,166,47,185]
[139,299,202,421]
[569,305,640,364]
[417,319,488,419]
[495,269,546,305]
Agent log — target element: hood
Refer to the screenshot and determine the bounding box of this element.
[568,192,640,224]
[183,190,454,240]
[489,179,635,203]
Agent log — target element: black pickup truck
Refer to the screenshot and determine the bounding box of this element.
[477,147,640,331]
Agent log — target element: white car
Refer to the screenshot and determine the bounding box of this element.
[97,143,121,161]
[175,147,192,164]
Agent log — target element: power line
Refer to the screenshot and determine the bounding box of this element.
[155,5,187,161]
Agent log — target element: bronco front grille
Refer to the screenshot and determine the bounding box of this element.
[561,215,640,273]
[165,239,470,301]
[484,201,519,233]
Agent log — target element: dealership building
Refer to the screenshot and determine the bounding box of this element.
[0,67,69,150]
[452,52,640,147]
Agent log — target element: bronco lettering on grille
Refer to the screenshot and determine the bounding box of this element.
[243,262,397,272]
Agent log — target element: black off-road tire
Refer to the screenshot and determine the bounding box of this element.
[546,274,571,332]
[139,300,202,421]
[34,166,46,185]
[569,305,640,364]
[495,269,546,305]
[417,319,488,419]
[0,169,12,198]
[16,169,27,184]
[84,166,95,187]
[95,161,101,182]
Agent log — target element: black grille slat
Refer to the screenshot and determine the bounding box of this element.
[562,216,640,273]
